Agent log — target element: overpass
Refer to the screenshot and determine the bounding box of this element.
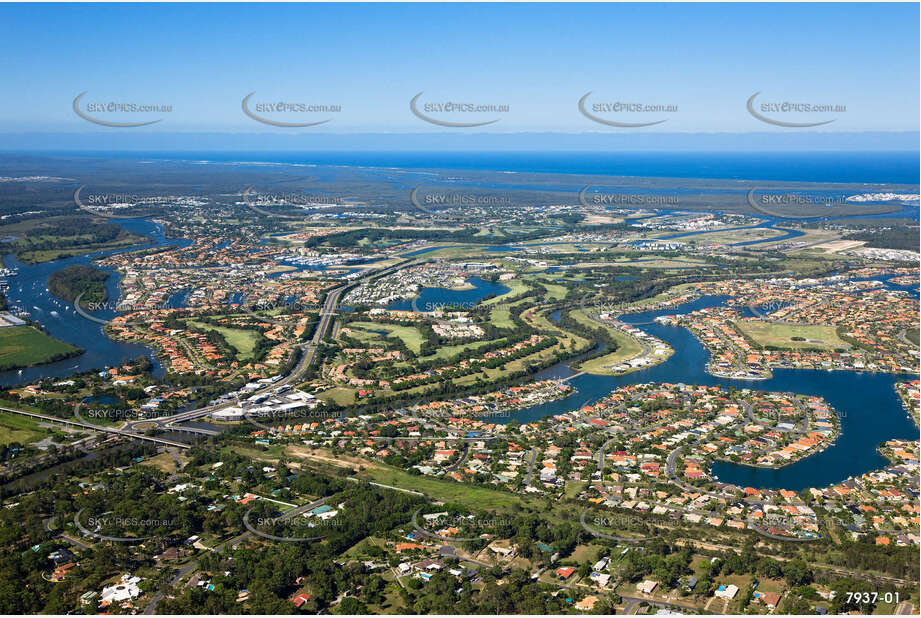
[163,424,219,437]
[146,258,413,427]
[0,406,193,449]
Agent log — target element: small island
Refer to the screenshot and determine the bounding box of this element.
[47,264,110,308]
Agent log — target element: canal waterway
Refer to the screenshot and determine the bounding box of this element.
[497,294,918,490]
[0,218,191,386]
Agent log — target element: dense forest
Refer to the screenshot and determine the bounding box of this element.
[843,225,920,251]
[47,265,109,307]
[11,217,143,261]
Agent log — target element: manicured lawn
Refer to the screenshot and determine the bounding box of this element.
[539,282,568,301]
[187,321,260,359]
[488,298,531,329]
[520,308,590,354]
[580,329,645,374]
[415,338,507,361]
[488,304,514,329]
[316,387,356,406]
[349,322,425,354]
[734,320,849,351]
[568,310,645,375]
[345,327,385,344]
[533,272,586,283]
[481,280,529,306]
[0,325,80,370]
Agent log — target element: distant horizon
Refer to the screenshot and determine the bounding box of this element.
[1,130,919,153]
[3,148,918,185]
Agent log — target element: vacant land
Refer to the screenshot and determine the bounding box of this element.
[315,386,356,406]
[681,227,787,245]
[142,451,188,474]
[349,321,425,354]
[811,239,867,253]
[734,320,850,351]
[0,325,81,370]
[187,321,259,359]
[360,463,527,512]
[569,309,645,375]
[581,328,645,374]
[0,410,46,446]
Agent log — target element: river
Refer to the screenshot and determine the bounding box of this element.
[0,218,191,386]
[496,294,918,491]
[3,222,917,491]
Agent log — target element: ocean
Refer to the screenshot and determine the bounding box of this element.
[47,150,921,185]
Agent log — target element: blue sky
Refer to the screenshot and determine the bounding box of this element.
[1,3,918,136]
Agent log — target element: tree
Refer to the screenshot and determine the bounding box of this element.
[782,558,812,587]
[336,597,368,614]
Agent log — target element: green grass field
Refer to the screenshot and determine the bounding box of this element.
[0,326,80,370]
[415,338,507,361]
[488,300,535,329]
[188,321,260,359]
[734,320,850,351]
[316,387,357,406]
[349,322,426,354]
[540,282,568,300]
[361,464,527,511]
[568,309,645,374]
[345,327,384,344]
[580,330,645,374]
[0,410,46,446]
[481,279,529,305]
[488,305,514,329]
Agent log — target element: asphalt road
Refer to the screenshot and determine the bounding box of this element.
[144,258,412,429]
[523,447,538,486]
[0,406,191,449]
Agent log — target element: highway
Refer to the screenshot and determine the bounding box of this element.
[0,267,374,452]
[0,406,193,449]
[2,261,413,462]
[144,258,411,429]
